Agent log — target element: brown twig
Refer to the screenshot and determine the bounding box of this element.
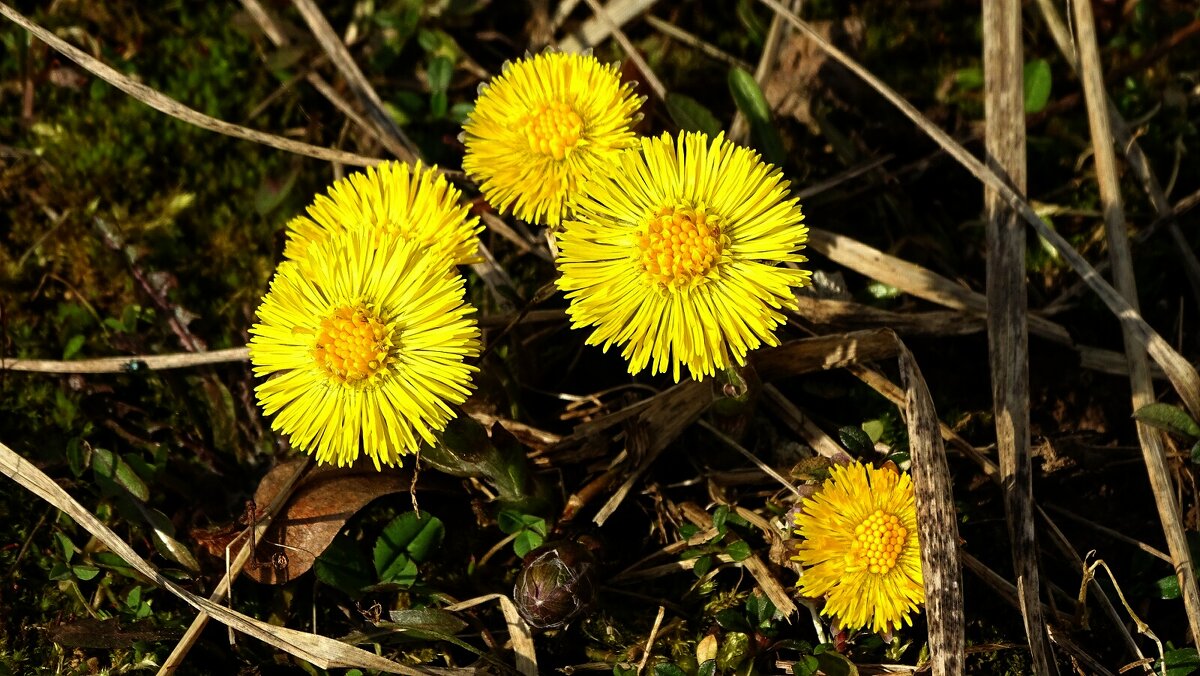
[578,0,666,100]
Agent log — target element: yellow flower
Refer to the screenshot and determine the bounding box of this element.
[249,229,481,469]
[555,131,810,382]
[283,160,481,267]
[793,462,924,634]
[461,51,642,226]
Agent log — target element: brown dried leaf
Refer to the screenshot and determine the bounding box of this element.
[244,458,414,584]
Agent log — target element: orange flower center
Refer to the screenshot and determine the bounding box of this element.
[848,509,908,575]
[637,205,726,288]
[521,100,583,160]
[313,305,393,384]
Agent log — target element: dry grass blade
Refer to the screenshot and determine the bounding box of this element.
[1071,0,1200,649]
[239,0,415,162]
[0,441,429,674]
[158,458,313,675]
[558,0,659,52]
[1078,557,1166,676]
[644,16,751,70]
[578,0,667,100]
[755,0,1200,421]
[896,344,964,676]
[0,3,381,167]
[289,0,418,163]
[443,594,537,676]
[982,0,1049,671]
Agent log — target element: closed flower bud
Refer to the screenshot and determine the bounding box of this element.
[513,541,597,629]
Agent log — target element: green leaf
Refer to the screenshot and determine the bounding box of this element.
[315,536,374,598]
[954,66,984,90]
[728,67,786,166]
[72,564,100,581]
[713,505,730,535]
[62,334,85,360]
[56,532,76,561]
[1191,441,1200,465]
[679,523,700,540]
[91,448,150,502]
[692,553,714,579]
[1158,573,1182,599]
[374,512,445,584]
[838,426,874,455]
[814,649,860,676]
[861,419,885,443]
[1023,59,1052,114]
[498,509,545,535]
[1134,403,1200,440]
[141,507,200,572]
[1162,646,1200,676]
[513,529,544,558]
[725,540,752,562]
[386,608,468,636]
[665,93,721,137]
[697,660,717,676]
[427,56,453,93]
[652,663,687,676]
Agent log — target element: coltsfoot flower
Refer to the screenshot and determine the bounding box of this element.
[461,51,643,226]
[793,462,924,634]
[283,160,480,267]
[249,229,481,468]
[555,131,810,381]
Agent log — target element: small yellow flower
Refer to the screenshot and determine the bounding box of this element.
[283,160,481,267]
[249,229,481,469]
[793,462,924,634]
[461,51,642,226]
[555,131,810,382]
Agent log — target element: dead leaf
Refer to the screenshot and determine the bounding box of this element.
[240,458,423,584]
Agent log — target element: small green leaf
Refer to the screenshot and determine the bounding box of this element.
[1158,573,1182,599]
[315,537,374,598]
[374,512,445,584]
[665,93,721,137]
[56,532,76,561]
[1162,646,1200,676]
[72,564,100,581]
[92,448,150,502]
[814,649,860,676]
[954,66,984,90]
[692,553,714,579]
[1134,403,1200,440]
[728,67,786,166]
[1023,59,1052,114]
[865,281,902,299]
[386,608,468,635]
[652,663,687,676]
[1191,441,1200,465]
[679,523,700,540]
[62,334,85,360]
[725,540,752,562]
[513,529,544,558]
[126,586,142,609]
[713,505,730,535]
[838,426,874,455]
[697,660,717,676]
[861,420,885,443]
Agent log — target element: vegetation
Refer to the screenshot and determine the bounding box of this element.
[1,0,1199,673]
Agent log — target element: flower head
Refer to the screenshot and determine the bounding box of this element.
[249,229,481,468]
[555,131,810,381]
[461,51,642,226]
[283,160,480,267]
[793,462,924,634]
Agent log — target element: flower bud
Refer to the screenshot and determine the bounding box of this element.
[512,541,597,629]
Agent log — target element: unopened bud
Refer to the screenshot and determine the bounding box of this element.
[512,541,597,629]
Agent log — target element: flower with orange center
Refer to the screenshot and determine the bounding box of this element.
[283,160,480,268]
[792,462,924,634]
[555,131,810,381]
[461,51,643,226]
[249,229,481,468]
